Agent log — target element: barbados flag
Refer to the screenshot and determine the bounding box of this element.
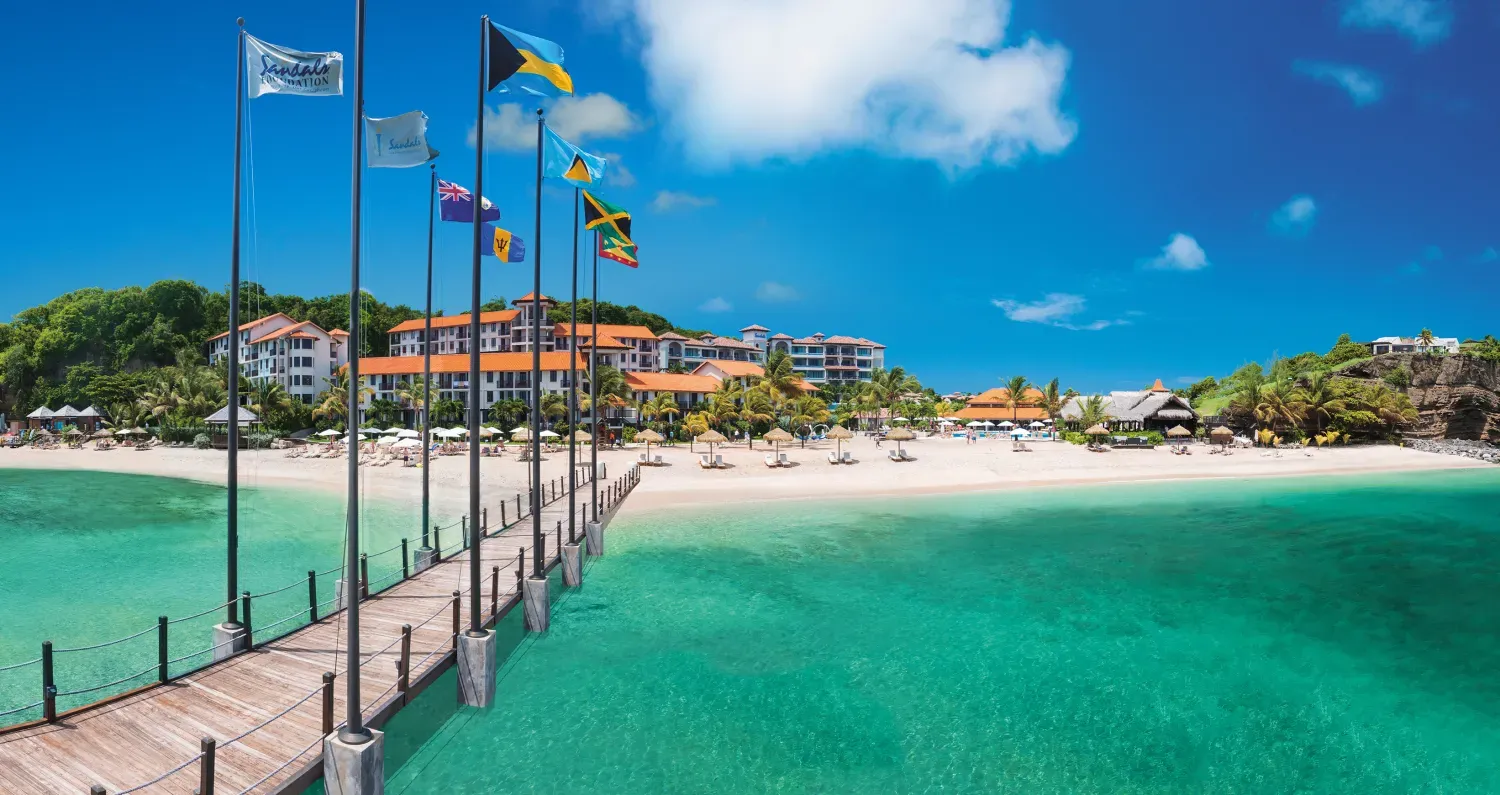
[543,126,606,187]
[481,223,525,262]
[487,23,573,96]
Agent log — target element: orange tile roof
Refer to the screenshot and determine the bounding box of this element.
[624,371,722,394]
[692,361,764,378]
[575,334,631,350]
[387,311,519,334]
[967,387,1046,406]
[553,322,657,340]
[513,292,555,304]
[351,352,587,376]
[328,329,349,337]
[954,406,1051,421]
[208,313,294,341]
[250,320,321,344]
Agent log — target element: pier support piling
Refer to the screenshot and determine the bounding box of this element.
[456,629,497,708]
[210,622,246,663]
[561,541,582,587]
[522,575,550,632]
[585,521,604,557]
[323,728,384,795]
[414,545,437,574]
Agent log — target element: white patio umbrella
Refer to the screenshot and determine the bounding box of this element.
[1029,421,1044,428]
[435,428,462,439]
[538,430,561,438]
[965,421,982,428]
[449,427,469,436]
[892,417,910,423]
[376,435,397,445]
[998,421,1015,428]
[509,426,528,434]
[480,426,500,437]
[316,429,342,437]
[382,427,404,435]
[981,421,995,428]
[396,429,420,438]
[393,438,421,449]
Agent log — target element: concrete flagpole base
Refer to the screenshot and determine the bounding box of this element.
[323,728,385,795]
[561,542,582,587]
[584,521,604,557]
[522,575,550,632]
[335,578,350,611]
[413,547,437,574]
[456,630,498,708]
[210,623,247,662]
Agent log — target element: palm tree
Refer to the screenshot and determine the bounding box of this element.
[248,379,293,421]
[106,401,151,432]
[430,398,466,426]
[488,397,527,430]
[706,381,742,432]
[540,393,569,426]
[312,370,369,426]
[757,350,802,404]
[865,367,921,413]
[1291,372,1345,434]
[683,411,710,451]
[1036,378,1066,425]
[395,375,429,428]
[1002,375,1031,424]
[741,389,776,435]
[1417,327,1435,354]
[1076,395,1109,428]
[651,392,681,429]
[1255,378,1302,432]
[788,394,831,438]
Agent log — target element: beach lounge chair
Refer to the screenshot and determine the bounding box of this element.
[764,454,779,468]
[888,449,903,461]
[639,452,648,464]
[715,454,724,468]
[699,454,712,469]
[654,455,663,466]
[828,451,839,464]
[778,452,789,466]
[842,451,852,463]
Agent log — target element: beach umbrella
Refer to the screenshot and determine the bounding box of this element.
[480,426,501,437]
[1028,421,1044,428]
[381,427,404,435]
[568,430,593,445]
[1210,425,1233,438]
[1085,424,1109,436]
[982,421,995,428]
[510,428,532,442]
[891,417,910,423]
[316,429,341,437]
[998,421,1015,428]
[376,435,397,445]
[64,427,83,436]
[826,424,853,459]
[539,430,561,438]
[92,429,113,439]
[1010,428,1029,438]
[509,426,528,434]
[450,427,469,436]
[885,426,915,457]
[393,438,421,449]
[964,421,982,428]
[396,429,420,439]
[764,427,793,459]
[695,429,728,461]
[636,428,662,459]
[1166,425,1192,438]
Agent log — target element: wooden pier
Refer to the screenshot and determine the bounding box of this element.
[0,466,640,794]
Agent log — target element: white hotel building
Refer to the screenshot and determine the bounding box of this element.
[207,313,350,404]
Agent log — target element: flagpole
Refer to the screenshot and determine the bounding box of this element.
[568,187,578,545]
[590,230,599,518]
[466,15,487,637]
[340,0,369,744]
[225,18,245,634]
[530,107,545,582]
[421,163,434,557]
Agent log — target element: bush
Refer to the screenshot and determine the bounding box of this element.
[161,424,213,444]
[1064,430,1164,445]
[193,433,212,449]
[246,432,277,449]
[1063,432,1090,445]
[621,427,637,444]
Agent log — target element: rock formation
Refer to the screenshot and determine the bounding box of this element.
[1337,353,1500,442]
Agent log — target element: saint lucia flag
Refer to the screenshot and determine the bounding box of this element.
[543,126,605,187]
[487,23,572,96]
[482,223,525,262]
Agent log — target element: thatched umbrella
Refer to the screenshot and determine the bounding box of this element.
[885,426,915,457]
[826,425,853,460]
[1166,425,1192,438]
[91,429,113,439]
[1210,425,1233,447]
[696,429,728,462]
[1085,424,1109,436]
[510,428,532,442]
[637,428,663,461]
[64,427,83,436]
[764,427,793,460]
[568,430,592,445]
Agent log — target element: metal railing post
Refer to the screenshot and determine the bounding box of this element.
[401,538,409,580]
[461,516,468,550]
[198,736,216,795]
[500,500,506,527]
[434,527,442,560]
[516,549,525,590]
[482,507,488,537]
[240,592,253,651]
[397,625,412,694]
[450,591,461,652]
[556,520,562,560]
[321,672,335,736]
[158,616,169,683]
[516,494,521,520]
[307,570,318,624]
[359,554,369,600]
[41,641,54,722]
[490,565,499,620]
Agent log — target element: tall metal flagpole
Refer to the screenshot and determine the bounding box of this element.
[590,231,599,517]
[568,188,579,544]
[225,18,246,632]
[341,0,370,744]
[530,108,545,579]
[466,17,486,636]
[421,164,434,556]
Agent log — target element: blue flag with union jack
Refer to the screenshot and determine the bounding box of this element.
[437,178,499,222]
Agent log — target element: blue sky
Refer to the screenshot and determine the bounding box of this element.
[1,0,1496,393]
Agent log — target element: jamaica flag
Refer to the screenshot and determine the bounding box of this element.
[582,191,632,246]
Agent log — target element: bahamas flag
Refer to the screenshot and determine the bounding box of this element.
[543,126,605,187]
[487,23,572,96]
[481,223,525,262]
[582,191,632,246]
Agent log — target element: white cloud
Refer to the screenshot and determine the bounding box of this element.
[1477,246,1498,264]
[1293,61,1384,106]
[1341,0,1453,46]
[1271,195,1318,235]
[698,297,732,312]
[755,281,800,302]
[599,153,636,187]
[990,293,1122,331]
[469,93,639,151]
[1144,233,1210,271]
[652,190,716,212]
[621,0,1076,171]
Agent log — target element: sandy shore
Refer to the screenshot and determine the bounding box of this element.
[0,436,1489,518]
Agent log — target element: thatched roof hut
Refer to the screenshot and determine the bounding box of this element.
[1166,425,1192,437]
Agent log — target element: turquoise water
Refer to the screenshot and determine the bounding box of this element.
[0,469,439,720]
[388,469,1500,794]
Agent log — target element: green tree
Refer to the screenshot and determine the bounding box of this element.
[1324,333,1371,367]
[488,397,527,430]
[1002,375,1031,423]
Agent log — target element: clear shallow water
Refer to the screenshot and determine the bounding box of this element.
[388,469,1500,794]
[0,469,435,719]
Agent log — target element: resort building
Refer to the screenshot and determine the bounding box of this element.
[510,293,557,352]
[1368,335,1460,355]
[623,371,721,414]
[763,331,885,385]
[656,332,766,370]
[554,322,659,373]
[954,388,1051,424]
[350,351,590,426]
[386,310,519,356]
[690,361,817,394]
[1059,379,1199,433]
[20,405,105,433]
[207,313,349,404]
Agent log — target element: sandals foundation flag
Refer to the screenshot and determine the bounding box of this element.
[365,111,439,168]
[482,223,526,262]
[543,126,606,187]
[245,34,342,98]
[487,23,573,96]
[582,191,632,246]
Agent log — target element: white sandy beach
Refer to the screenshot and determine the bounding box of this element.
[0,436,1489,517]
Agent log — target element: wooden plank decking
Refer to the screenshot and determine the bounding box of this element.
[0,468,638,795]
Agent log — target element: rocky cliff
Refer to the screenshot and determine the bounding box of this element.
[1338,353,1500,441]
